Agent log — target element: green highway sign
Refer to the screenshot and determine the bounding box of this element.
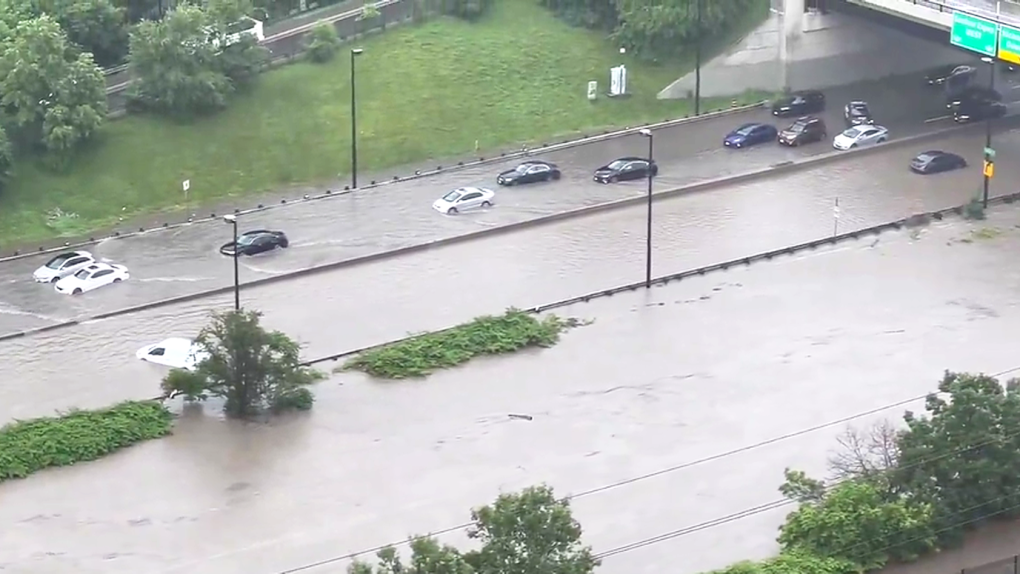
[951,12,999,57]
[1000,24,1020,64]
[985,147,996,159]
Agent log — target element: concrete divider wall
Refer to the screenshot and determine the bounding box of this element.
[299,191,1020,368]
[1,101,767,262]
[0,114,1010,345]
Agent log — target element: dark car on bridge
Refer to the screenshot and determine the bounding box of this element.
[946,86,1002,111]
[777,116,827,146]
[220,229,289,256]
[953,97,1007,123]
[843,101,874,127]
[770,90,826,117]
[723,123,778,149]
[496,160,561,186]
[593,157,657,183]
[909,151,967,175]
[925,64,976,86]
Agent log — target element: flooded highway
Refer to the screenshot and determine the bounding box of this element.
[3,207,1020,574]
[1,72,1016,335]
[1,127,1016,422]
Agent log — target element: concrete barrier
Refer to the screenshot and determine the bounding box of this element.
[300,190,1020,367]
[2,114,1012,342]
[1,100,768,263]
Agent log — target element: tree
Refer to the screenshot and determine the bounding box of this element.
[350,539,474,574]
[160,309,323,417]
[306,20,341,63]
[43,0,130,66]
[0,15,107,166]
[827,420,900,481]
[893,371,1020,543]
[0,125,12,190]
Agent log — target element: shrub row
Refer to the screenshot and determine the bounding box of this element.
[343,308,580,378]
[0,400,173,481]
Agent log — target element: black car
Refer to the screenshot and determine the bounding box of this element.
[777,116,827,146]
[593,157,657,183]
[220,230,289,256]
[909,150,967,174]
[496,160,561,186]
[946,86,1002,111]
[953,98,1007,123]
[771,90,826,117]
[925,64,976,86]
[844,101,874,127]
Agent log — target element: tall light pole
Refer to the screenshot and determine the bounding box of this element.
[223,214,240,310]
[640,128,654,288]
[694,0,702,115]
[350,48,364,189]
[981,56,995,208]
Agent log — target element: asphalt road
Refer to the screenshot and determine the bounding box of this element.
[2,125,1017,422]
[2,73,1015,336]
[4,209,1020,574]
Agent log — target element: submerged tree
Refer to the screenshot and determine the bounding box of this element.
[161,309,323,417]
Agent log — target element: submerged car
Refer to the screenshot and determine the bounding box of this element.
[946,86,1002,110]
[54,262,129,295]
[592,157,658,183]
[832,125,889,151]
[432,187,495,214]
[723,123,778,149]
[953,98,1007,123]
[777,116,827,146]
[32,250,95,283]
[844,101,874,127]
[909,151,967,174]
[220,230,289,256]
[926,64,976,86]
[136,338,209,370]
[771,90,826,117]
[496,160,561,186]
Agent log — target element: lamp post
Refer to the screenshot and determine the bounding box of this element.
[640,128,654,288]
[981,56,995,208]
[694,0,702,115]
[350,48,364,189]
[223,214,240,310]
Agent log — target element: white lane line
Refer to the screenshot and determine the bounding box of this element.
[925,115,951,123]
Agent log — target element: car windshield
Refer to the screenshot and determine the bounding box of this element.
[237,234,258,245]
[442,191,462,202]
[73,269,92,280]
[45,255,72,269]
[736,125,757,136]
[607,160,630,170]
[842,127,865,138]
[515,164,532,173]
[789,122,807,132]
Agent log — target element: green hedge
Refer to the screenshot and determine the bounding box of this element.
[0,400,173,481]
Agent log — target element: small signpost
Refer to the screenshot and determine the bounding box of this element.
[609,65,628,97]
[984,160,995,178]
[587,81,598,101]
[182,179,191,201]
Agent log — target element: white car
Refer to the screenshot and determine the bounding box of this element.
[136,338,209,370]
[54,262,129,295]
[207,16,265,49]
[432,187,495,215]
[32,251,94,283]
[832,125,889,151]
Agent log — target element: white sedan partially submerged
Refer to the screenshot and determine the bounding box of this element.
[432,187,495,215]
[54,262,129,295]
[32,250,95,283]
[832,125,889,151]
[136,338,209,370]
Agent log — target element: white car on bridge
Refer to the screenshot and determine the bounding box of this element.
[136,338,209,371]
[32,250,95,283]
[54,262,129,295]
[832,125,888,151]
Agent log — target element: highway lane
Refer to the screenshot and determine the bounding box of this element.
[0,74,1009,335]
[1,127,1015,422]
[4,209,1020,574]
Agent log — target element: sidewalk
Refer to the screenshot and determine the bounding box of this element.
[882,519,1020,574]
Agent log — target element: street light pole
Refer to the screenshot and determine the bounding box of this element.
[640,129,654,288]
[350,48,363,189]
[223,214,240,310]
[694,0,702,115]
[982,56,995,208]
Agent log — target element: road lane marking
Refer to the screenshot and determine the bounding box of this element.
[925,115,951,123]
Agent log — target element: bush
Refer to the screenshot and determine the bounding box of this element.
[0,400,173,481]
[441,0,492,20]
[306,20,341,63]
[963,197,986,220]
[342,309,581,378]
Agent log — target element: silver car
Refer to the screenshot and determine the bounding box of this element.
[832,125,889,151]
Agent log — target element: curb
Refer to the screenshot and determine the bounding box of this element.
[1,101,767,262]
[0,114,1006,344]
[298,191,1020,368]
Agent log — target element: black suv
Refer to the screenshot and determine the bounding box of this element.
[946,86,1001,111]
[953,98,1007,123]
[777,116,827,146]
[844,101,874,127]
[771,90,826,117]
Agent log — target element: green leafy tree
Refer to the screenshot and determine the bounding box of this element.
[350,539,474,574]
[894,371,1020,543]
[44,0,130,66]
[0,15,106,166]
[0,125,12,190]
[214,34,269,88]
[160,309,323,417]
[305,20,340,63]
[778,478,936,570]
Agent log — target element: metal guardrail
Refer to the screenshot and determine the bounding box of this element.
[965,554,1020,574]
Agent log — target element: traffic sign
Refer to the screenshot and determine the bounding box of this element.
[984,161,995,178]
[1000,24,1020,64]
[985,147,996,159]
[951,12,999,57]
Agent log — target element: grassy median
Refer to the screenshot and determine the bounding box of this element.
[0,0,768,247]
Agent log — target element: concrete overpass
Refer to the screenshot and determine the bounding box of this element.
[658,0,1019,98]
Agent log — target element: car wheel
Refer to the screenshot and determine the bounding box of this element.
[447,207,458,215]
[481,201,492,208]
[877,138,886,144]
[850,143,857,148]
[113,278,122,283]
[50,277,60,283]
[609,175,618,183]
[551,172,561,180]
[72,288,82,295]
